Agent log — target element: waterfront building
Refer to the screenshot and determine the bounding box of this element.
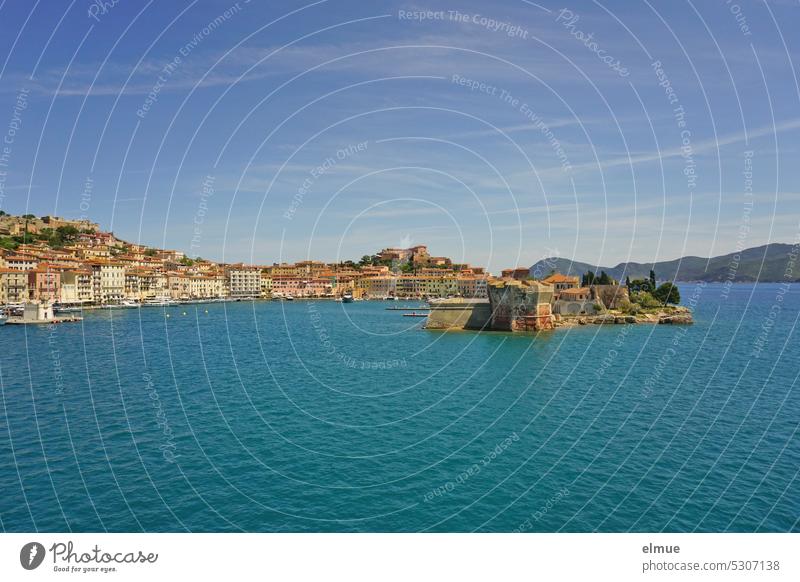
[363,275,396,298]
[457,275,489,298]
[124,270,145,300]
[60,269,94,304]
[90,261,125,303]
[167,272,191,300]
[418,274,459,297]
[260,272,272,297]
[189,275,224,298]
[124,269,167,301]
[0,269,29,303]
[226,265,261,298]
[27,267,61,303]
[270,275,303,297]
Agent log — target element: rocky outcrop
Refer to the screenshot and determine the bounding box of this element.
[592,314,617,324]
[554,306,693,328]
[658,313,693,324]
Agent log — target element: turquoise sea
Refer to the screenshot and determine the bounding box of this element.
[0,283,798,532]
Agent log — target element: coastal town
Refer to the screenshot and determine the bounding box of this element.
[0,213,491,307]
[0,212,690,328]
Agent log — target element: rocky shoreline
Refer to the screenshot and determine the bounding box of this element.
[553,305,693,328]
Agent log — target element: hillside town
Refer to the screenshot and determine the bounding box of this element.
[0,212,493,307]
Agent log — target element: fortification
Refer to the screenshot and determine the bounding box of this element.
[425,298,492,330]
[487,279,555,332]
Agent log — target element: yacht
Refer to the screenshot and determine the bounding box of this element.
[341,292,354,303]
[53,304,82,314]
[102,299,140,309]
[143,296,177,306]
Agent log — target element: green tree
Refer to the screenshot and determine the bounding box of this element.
[625,275,631,290]
[581,271,596,287]
[631,291,661,309]
[653,282,680,305]
[649,269,657,291]
[56,225,79,239]
[358,255,372,267]
[0,236,18,250]
[629,278,652,293]
[597,270,611,285]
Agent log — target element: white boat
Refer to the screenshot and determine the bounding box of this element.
[101,300,138,309]
[284,295,295,301]
[143,296,178,306]
[341,292,354,303]
[0,314,7,326]
[3,304,23,317]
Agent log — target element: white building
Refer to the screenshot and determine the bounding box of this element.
[90,262,125,303]
[226,266,261,298]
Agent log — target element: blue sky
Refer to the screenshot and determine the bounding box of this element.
[0,0,798,272]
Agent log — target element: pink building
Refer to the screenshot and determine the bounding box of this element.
[28,267,61,302]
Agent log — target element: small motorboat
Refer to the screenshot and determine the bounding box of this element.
[341,292,354,303]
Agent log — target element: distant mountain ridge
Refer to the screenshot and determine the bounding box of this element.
[529,243,799,283]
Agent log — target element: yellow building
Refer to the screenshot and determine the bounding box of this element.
[0,268,29,303]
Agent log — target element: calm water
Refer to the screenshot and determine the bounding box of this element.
[0,283,798,532]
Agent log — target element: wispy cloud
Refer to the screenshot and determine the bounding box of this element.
[559,117,800,174]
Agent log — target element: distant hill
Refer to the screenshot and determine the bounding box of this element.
[529,243,799,283]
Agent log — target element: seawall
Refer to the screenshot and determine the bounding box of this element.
[425,298,492,330]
